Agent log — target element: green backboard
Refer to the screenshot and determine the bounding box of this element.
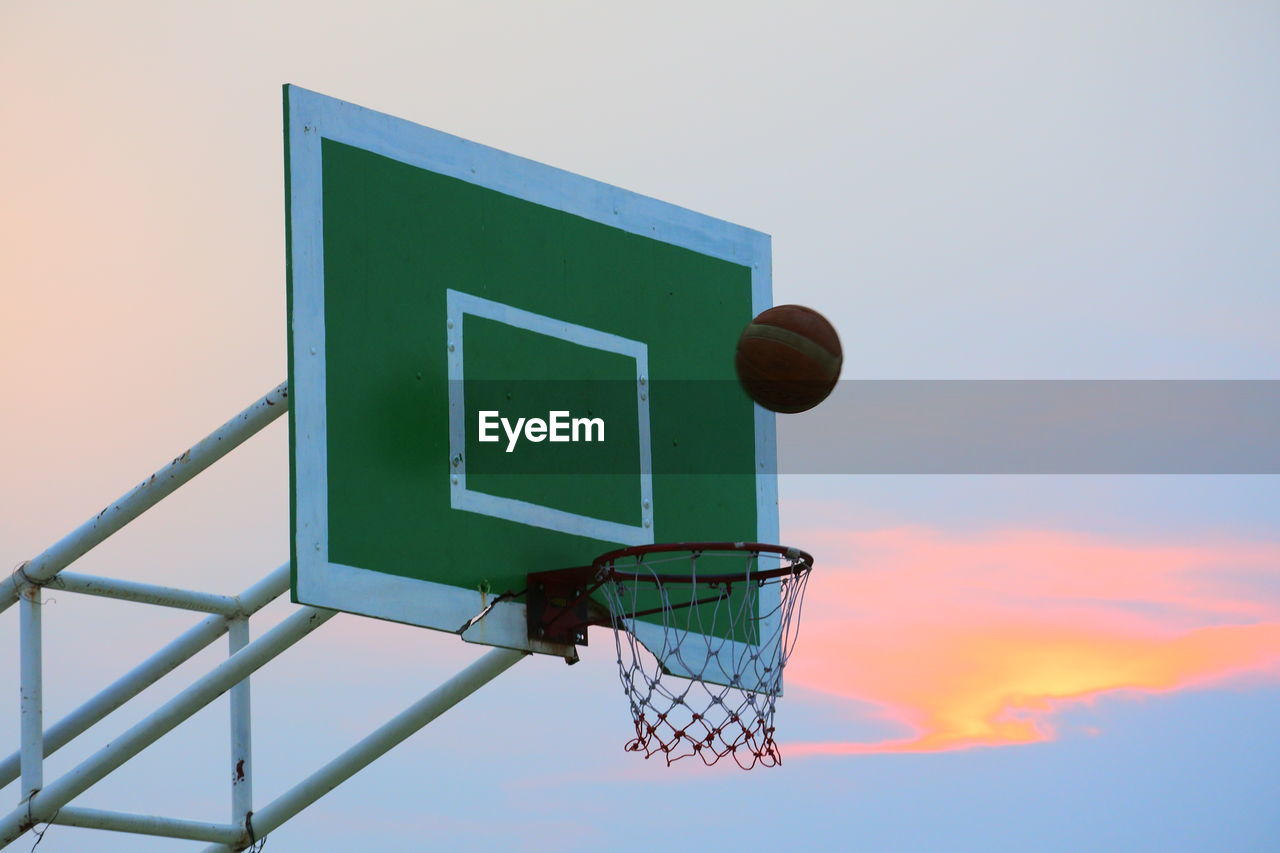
[286,86,778,677]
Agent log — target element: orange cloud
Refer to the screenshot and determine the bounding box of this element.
[782,526,1280,754]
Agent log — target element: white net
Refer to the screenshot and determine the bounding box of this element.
[597,544,812,769]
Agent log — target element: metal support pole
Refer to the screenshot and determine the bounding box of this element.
[0,563,289,789]
[228,618,252,828]
[18,585,42,800]
[199,647,528,853]
[0,606,335,847]
[52,807,243,845]
[0,380,289,615]
[52,573,243,616]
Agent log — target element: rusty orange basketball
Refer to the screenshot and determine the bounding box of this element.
[735,305,842,413]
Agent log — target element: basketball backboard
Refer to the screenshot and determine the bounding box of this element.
[285,85,778,679]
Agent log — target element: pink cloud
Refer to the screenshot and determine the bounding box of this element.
[782,525,1280,754]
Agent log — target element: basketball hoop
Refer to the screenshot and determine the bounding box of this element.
[593,542,813,769]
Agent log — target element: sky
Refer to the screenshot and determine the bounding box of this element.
[2,1,1279,851]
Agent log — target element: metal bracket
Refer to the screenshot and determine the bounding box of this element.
[526,567,609,647]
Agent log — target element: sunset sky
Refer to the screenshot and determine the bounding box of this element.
[2,2,1278,851]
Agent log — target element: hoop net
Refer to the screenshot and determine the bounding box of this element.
[595,542,813,769]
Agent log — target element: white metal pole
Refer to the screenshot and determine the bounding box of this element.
[52,807,244,845]
[0,380,289,614]
[0,606,334,846]
[199,646,527,853]
[228,618,252,828]
[0,563,289,789]
[18,585,42,800]
[52,573,242,615]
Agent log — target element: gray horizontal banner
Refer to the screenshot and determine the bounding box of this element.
[448,380,1279,474]
[782,380,1280,474]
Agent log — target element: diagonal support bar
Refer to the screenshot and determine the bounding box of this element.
[0,563,289,790]
[0,380,289,615]
[199,646,528,853]
[0,605,334,847]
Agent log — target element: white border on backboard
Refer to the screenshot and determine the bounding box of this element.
[445,289,655,546]
[287,85,778,676]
